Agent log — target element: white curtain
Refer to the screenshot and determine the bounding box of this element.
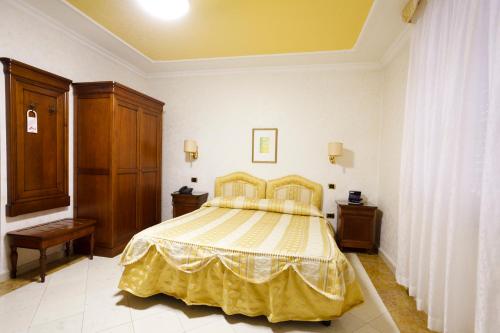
[396,0,500,332]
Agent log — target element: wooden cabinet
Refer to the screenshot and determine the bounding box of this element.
[1,58,71,216]
[172,192,208,217]
[336,201,380,253]
[73,82,164,257]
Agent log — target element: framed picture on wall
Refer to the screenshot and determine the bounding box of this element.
[252,128,278,163]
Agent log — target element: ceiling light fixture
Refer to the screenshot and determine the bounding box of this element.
[137,0,190,20]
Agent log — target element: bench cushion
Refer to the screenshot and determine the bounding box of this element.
[7,219,96,242]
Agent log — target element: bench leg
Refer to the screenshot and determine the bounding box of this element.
[65,241,71,257]
[89,233,94,260]
[39,249,47,283]
[10,246,18,279]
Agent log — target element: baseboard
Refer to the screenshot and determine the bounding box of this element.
[378,247,396,273]
[0,250,64,282]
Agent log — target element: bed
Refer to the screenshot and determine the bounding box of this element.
[118,172,363,323]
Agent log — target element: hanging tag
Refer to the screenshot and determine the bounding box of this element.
[27,109,38,133]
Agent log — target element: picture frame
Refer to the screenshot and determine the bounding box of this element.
[252,128,278,163]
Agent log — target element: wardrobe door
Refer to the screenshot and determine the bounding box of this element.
[139,108,162,229]
[75,96,112,249]
[114,98,140,243]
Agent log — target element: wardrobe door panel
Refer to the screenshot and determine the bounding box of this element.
[116,101,138,170]
[141,172,158,228]
[140,112,158,168]
[76,97,111,170]
[116,173,139,243]
[76,174,111,247]
[115,98,140,243]
[139,109,162,228]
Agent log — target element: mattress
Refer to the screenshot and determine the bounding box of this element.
[119,197,364,322]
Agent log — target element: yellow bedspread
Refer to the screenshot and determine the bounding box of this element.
[119,197,364,322]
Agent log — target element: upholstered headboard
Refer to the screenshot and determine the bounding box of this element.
[214,172,266,199]
[266,175,323,209]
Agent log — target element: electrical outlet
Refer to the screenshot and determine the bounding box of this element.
[328,184,335,189]
[326,213,335,219]
[191,177,198,183]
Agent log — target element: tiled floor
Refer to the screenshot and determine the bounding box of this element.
[0,253,397,333]
[357,254,435,333]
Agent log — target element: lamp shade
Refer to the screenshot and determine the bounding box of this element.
[328,142,343,156]
[184,139,197,153]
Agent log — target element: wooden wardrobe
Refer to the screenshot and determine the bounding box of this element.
[73,82,164,257]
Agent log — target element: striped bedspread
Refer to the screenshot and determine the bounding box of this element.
[120,197,358,300]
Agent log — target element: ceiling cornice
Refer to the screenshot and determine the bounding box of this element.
[147,62,383,79]
[14,0,408,77]
[61,0,152,62]
[380,26,412,68]
[7,0,147,77]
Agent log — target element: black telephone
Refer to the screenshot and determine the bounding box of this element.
[178,186,193,195]
[348,191,363,205]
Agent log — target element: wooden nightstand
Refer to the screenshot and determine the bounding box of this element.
[336,200,380,253]
[172,192,208,218]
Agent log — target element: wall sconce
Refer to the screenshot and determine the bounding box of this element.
[184,139,198,161]
[328,142,343,164]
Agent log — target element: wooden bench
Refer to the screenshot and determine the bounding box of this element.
[7,218,96,282]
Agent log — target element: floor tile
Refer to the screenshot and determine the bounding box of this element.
[273,320,340,333]
[187,318,235,333]
[32,293,85,326]
[43,279,87,302]
[85,287,128,308]
[82,303,132,333]
[353,324,381,333]
[99,322,134,333]
[175,304,225,332]
[368,311,399,333]
[85,275,121,295]
[225,315,274,333]
[127,293,182,321]
[0,283,45,315]
[349,297,385,323]
[357,254,435,332]
[1,253,407,333]
[0,304,38,333]
[133,311,183,333]
[28,313,83,333]
[332,312,366,333]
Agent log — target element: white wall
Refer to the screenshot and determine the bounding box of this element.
[0,0,149,279]
[150,67,384,221]
[377,42,410,268]
[0,0,410,280]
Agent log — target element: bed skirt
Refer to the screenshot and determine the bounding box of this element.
[118,247,364,323]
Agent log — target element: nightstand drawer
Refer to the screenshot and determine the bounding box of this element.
[339,206,377,217]
[341,215,375,242]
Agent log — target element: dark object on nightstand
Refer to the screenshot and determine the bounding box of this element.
[178,185,193,195]
[348,190,363,204]
[7,219,96,282]
[172,192,208,217]
[336,200,380,254]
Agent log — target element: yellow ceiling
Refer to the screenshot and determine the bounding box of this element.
[66,0,374,61]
